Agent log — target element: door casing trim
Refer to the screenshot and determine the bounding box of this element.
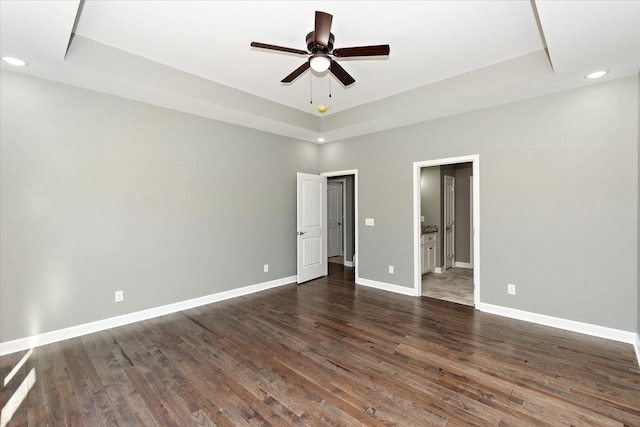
[413,155,479,305]
[322,170,358,280]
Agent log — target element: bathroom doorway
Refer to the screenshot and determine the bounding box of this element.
[413,156,479,306]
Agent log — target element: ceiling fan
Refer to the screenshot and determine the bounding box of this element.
[250,11,390,87]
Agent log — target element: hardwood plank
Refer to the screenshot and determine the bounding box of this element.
[1,263,638,426]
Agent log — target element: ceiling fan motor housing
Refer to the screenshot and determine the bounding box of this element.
[250,11,389,86]
[306,31,334,53]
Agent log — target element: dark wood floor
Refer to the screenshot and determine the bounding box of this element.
[2,264,639,426]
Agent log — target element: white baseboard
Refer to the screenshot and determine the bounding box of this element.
[454,261,473,269]
[434,267,446,274]
[476,302,637,346]
[356,277,419,296]
[0,275,296,356]
[634,334,640,368]
[344,260,354,267]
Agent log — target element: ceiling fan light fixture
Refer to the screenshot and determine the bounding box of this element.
[309,54,330,73]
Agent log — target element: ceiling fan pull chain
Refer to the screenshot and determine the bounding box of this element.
[329,74,332,109]
[309,72,313,105]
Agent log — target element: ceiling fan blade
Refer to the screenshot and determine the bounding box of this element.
[333,45,390,57]
[314,11,333,46]
[330,60,355,86]
[281,62,311,83]
[251,42,308,56]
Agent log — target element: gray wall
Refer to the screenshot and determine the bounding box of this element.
[1,70,638,343]
[454,163,472,263]
[0,70,320,342]
[321,76,638,332]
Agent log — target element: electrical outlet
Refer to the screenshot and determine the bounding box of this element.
[264,264,269,273]
[507,284,516,295]
[389,265,394,274]
[115,290,124,302]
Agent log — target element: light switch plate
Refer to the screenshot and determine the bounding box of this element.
[365,218,374,226]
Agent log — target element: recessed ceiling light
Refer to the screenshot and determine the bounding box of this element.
[317,137,325,143]
[1,56,27,66]
[585,70,607,79]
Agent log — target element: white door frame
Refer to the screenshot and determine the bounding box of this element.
[322,170,358,280]
[469,175,474,268]
[413,156,479,306]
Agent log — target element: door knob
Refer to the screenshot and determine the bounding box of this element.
[297,231,306,235]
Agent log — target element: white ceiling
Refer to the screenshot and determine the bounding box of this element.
[1,1,639,143]
[73,1,545,115]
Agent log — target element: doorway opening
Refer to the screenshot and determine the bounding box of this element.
[413,156,479,306]
[327,179,345,263]
[322,170,358,280]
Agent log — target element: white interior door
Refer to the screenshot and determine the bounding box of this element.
[444,175,455,269]
[327,182,343,258]
[297,173,327,283]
